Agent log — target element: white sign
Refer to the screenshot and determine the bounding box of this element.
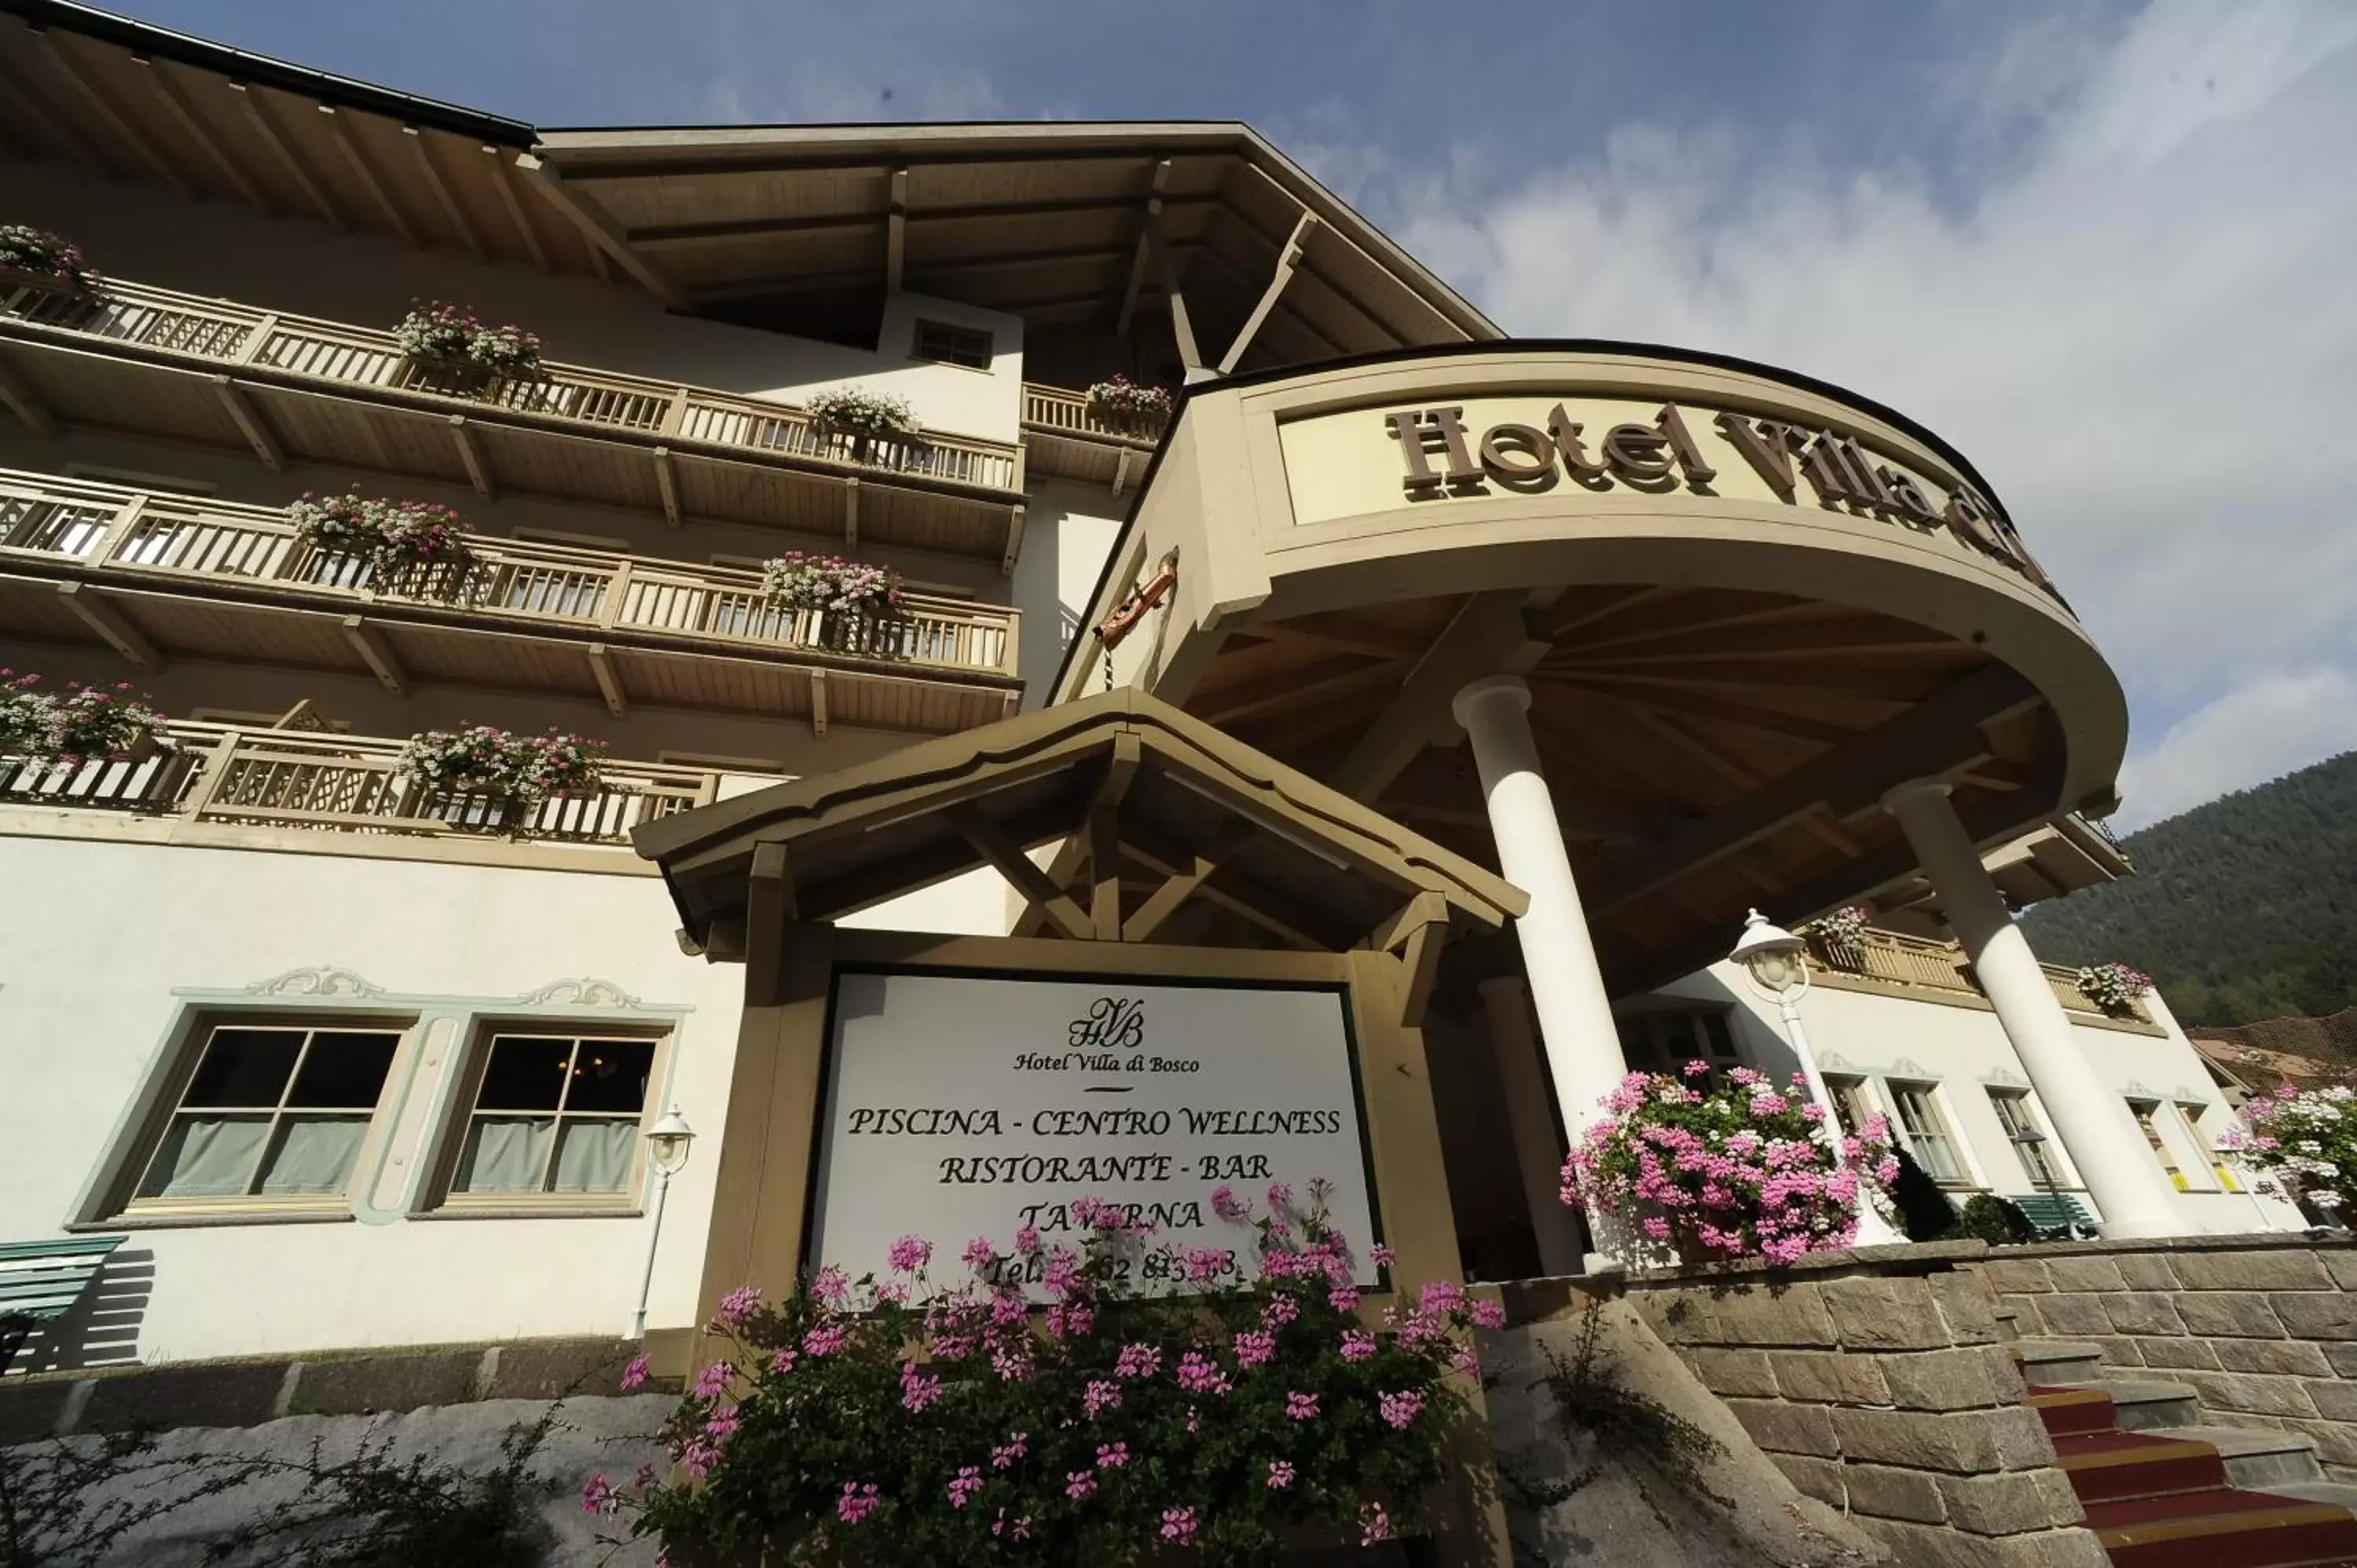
[807,969,1383,1291]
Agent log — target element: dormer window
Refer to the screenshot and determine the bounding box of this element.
[911,319,992,370]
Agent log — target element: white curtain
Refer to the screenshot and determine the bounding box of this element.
[455,1116,555,1193]
[551,1120,636,1194]
[257,1116,368,1195]
[141,1116,268,1198]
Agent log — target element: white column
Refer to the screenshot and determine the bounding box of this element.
[1883,781,2187,1240]
[1453,676,1632,1263]
[1769,990,1908,1247]
[1478,976,1588,1276]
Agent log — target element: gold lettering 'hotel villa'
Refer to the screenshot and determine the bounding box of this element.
[0,0,2289,1394]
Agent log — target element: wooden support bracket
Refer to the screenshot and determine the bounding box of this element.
[57,584,160,668]
[843,478,860,551]
[449,415,495,500]
[211,377,284,471]
[0,354,56,437]
[808,667,829,738]
[587,643,628,718]
[340,614,409,695]
[948,802,1094,941]
[405,126,486,259]
[485,145,550,271]
[318,104,420,247]
[230,82,342,229]
[652,446,682,526]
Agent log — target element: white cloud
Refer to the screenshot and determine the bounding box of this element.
[1373,0,2357,821]
[2115,670,2357,829]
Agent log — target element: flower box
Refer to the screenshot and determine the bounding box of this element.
[288,492,474,585]
[0,225,98,298]
[805,387,916,459]
[1796,904,1871,965]
[2073,961,2152,1014]
[759,551,901,618]
[393,301,543,392]
[0,669,167,766]
[1086,373,1175,433]
[398,726,607,811]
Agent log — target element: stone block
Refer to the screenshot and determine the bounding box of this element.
[2326,1343,2357,1378]
[1858,1519,2110,1568]
[2214,1338,2333,1376]
[2031,1294,2114,1337]
[79,1361,290,1434]
[1932,1271,2003,1345]
[2303,1379,2357,1422]
[2176,1291,2287,1338]
[2114,1253,2181,1291]
[1990,1405,2062,1471]
[1880,1346,2021,1412]
[482,1339,640,1401]
[1769,1350,1890,1406]
[1725,1397,1839,1456]
[1846,1461,1949,1522]
[2180,1370,2319,1418]
[1629,1289,1715,1346]
[1689,1347,1778,1398]
[1941,1470,2085,1536]
[1832,1406,2049,1473]
[1981,1258,2055,1295]
[289,1349,482,1416]
[2320,1250,2357,1292]
[2044,1257,2128,1293]
[1769,1452,1846,1508]
[0,1378,77,1444]
[2286,1416,2357,1468]
[2132,1336,2220,1371]
[1704,1283,1838,1347]
[2272,1292,2357,1341]
[2176,1250,2334,1291]
[1824,1276,1951,1350]
[2087,1335,2146,1368]
[2101,1293,2185,1336]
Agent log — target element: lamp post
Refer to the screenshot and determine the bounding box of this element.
[630,1106,696,1341]
[1729,910,1905,1247]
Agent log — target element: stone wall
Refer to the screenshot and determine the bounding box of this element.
[1976,1233,2357,1478]
[1512,1243,2106,1568]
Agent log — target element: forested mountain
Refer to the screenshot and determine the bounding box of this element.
[2020,750,2357,1027]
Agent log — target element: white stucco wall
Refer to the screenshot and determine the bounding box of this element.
[1010,478,1126,709]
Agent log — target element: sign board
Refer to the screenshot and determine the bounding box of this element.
[807,968,1384,1291]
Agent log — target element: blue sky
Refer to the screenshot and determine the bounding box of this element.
[102,0,2357,828]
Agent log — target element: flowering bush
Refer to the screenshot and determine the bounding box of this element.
[759,551,901,617]
[0,670,165,765]
[1796,905,1871,952]
[287,492,473,578]
[1561,1064,1898,1268]
[1086,375,1174,428]
[2220,1086,2357,1214]
[2075,962,2153,1013]
[588,1182,1498,1566]
[806,387,915,441]
[393,301,543,379]
[0,225,97,291]
[397,726,606,803]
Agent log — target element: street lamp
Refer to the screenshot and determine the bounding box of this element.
[1729,909,1905,1247]
[2008,1124,2083,1240]
[630,1106,697,1340]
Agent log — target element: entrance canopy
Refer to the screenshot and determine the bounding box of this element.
[633,687,1524,999]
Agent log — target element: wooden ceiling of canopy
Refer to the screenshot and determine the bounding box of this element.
[1180,582,2062,993]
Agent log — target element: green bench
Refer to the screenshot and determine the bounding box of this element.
[2006,1193,2097,1240]
[0,1236,126,1369]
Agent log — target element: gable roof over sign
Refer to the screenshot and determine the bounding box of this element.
[633,687,1526,957]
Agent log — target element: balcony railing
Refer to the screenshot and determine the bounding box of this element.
[1020,383,1167,447]
[0,278,1025,495]
[1019,383,1167,491]
[0,720,721,847]
[0,471,1019,681]
[1806,925,2155,1028]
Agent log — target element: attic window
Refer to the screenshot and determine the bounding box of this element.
[912,319,992,370]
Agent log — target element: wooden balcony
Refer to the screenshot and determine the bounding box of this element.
[0,277,1028,567]
[1807,925,2161,1033]
[1020,383,1165,494]
[0,471,1021,735]
[0,718,717,852]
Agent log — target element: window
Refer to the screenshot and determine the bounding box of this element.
[1824,1075,1881,1138]
[1614,1009,1742,1076]
[2128,1101,2190,1192]
[131,1023,401,1209]
[911,318,993,370]
[1988,1090,2066,1189]
[442,1031,660,1204]
[1887,1082,1970,1185]
[2176,1104,2241,1192]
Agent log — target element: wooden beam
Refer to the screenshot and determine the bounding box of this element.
[341,614,409,695]
[1395,917,1446,1028]
[485,145,550,271]
[448,415,495,500]
[1116,158,1172,339]
[652,446,681,526]
[210,376,284,471]
[1326,593,1555,799]
[744,841,793,1006]
[808,668,828,738]
[515,154,690,310]
[1367,889,1450,956]
[587,643,627,718]
[0,354,56,437]
[56,584,159,668]
[1119,825,1329,952]
[405,126,486,260]
[0,38,102,173]
[318,104,419,247]
[948,803,1094,940]
[1145,207,1202,372]
[31,27,194,197]
[1218,210,1315,375]
[1589,665,2041,916]
[229,82,341,229]
[885,166,909,295]
[138,57,269,212]
[1087,804,1123,940]
[1122,855,1211,944]
[843,478,860,551]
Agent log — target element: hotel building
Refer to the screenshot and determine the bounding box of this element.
[0,0,2296,1384]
